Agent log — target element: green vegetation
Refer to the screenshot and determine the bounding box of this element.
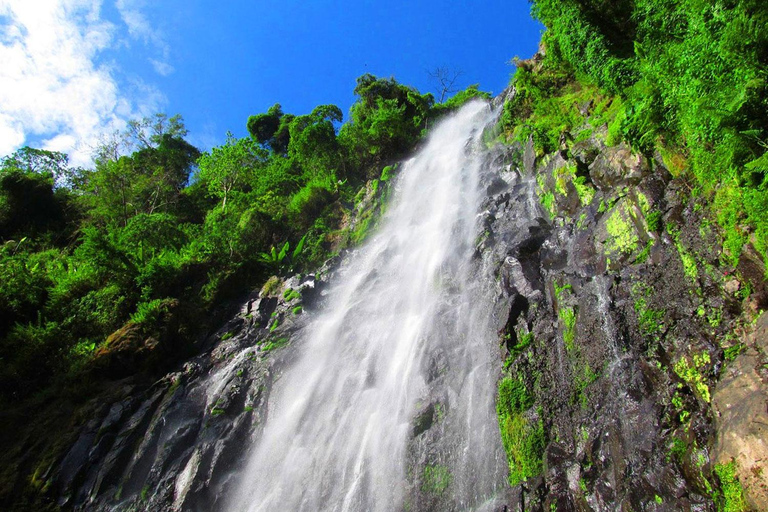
[560,307,577,352]
[574,362,598,407]
[513,0,768,269]
[605,203,639,256]
[724,343,745,361]
[421,464,452,495]
[714,461,747,512]
[632,283,665,338]
[676,242,699,282]
[674,352,712,403]
[496,376,544,486]
[261,337,290,352]
[283,288,301,301]
[0,78,489,405]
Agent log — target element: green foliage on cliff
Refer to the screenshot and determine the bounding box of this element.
[0,78,489,403]
[496,375,544,486]
[512,0,768,267]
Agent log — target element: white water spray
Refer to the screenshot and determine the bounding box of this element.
[227,101,506,512]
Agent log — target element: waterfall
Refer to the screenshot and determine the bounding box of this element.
[227,100,507,511]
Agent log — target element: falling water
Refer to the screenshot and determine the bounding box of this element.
[227,101,507,512]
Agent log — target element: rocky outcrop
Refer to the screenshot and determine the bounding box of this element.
[713,312,768,509]
[35,268,335,511]
[476,111,766,510]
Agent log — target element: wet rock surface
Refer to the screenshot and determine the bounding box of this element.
[36,267,336,511]
[713,312,768,509]
[470,126,766,510]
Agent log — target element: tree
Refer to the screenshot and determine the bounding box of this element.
[92,113,189,166]
[0,147,77,240]
[288,104,343,172]
[247,104,295,155]
[427,67,464,103]
[84,133,200,226]
[196,133,268,211]
[339,74,434,171]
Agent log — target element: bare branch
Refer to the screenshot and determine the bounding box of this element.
[427,67,464,103]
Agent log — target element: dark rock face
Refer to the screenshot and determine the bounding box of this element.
[41,272,327,511]
[472,127,763,510]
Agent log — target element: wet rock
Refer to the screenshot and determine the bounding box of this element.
[723,279,741,295]
[713,311,768,509]
[588,143,649,191]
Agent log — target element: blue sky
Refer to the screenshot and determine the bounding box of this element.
[0,0,543,166]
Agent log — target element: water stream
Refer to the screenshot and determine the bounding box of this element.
[226,101,507,511]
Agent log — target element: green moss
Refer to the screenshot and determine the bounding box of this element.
[261,276,283,296]
[553,163,576,197]
[282,287,301,301]
[498,377,533,414]
[632,287,665,337]
[634,240,654,264]
[496,371,544,487]
[636,192,651,216]
[674,353,711,403]
[560,307,577,352]
[605,203,639,256]
[262,336,289,352]
[515,331,534,353]
[573,176,595,206]
[540,191,556,219]
[421,465,452,495]
[676,242,699,282]
[576,212,588,230]
[724,343,745,361]
[380,164,396,182]
[646,210,663,233]
[292,306,302,315]
[574,362,598,407]
[350,216,374,244]
[498,412,545,486]
[714,461,747,512]
[668,437,687,462]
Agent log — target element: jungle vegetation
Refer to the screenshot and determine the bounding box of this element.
[0,76,488,403]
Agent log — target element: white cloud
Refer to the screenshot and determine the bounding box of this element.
[150,58,174,76]
[115,0,173,77]
[0,0,167,166]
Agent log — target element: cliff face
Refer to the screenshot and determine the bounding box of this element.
[482,85,768,509]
